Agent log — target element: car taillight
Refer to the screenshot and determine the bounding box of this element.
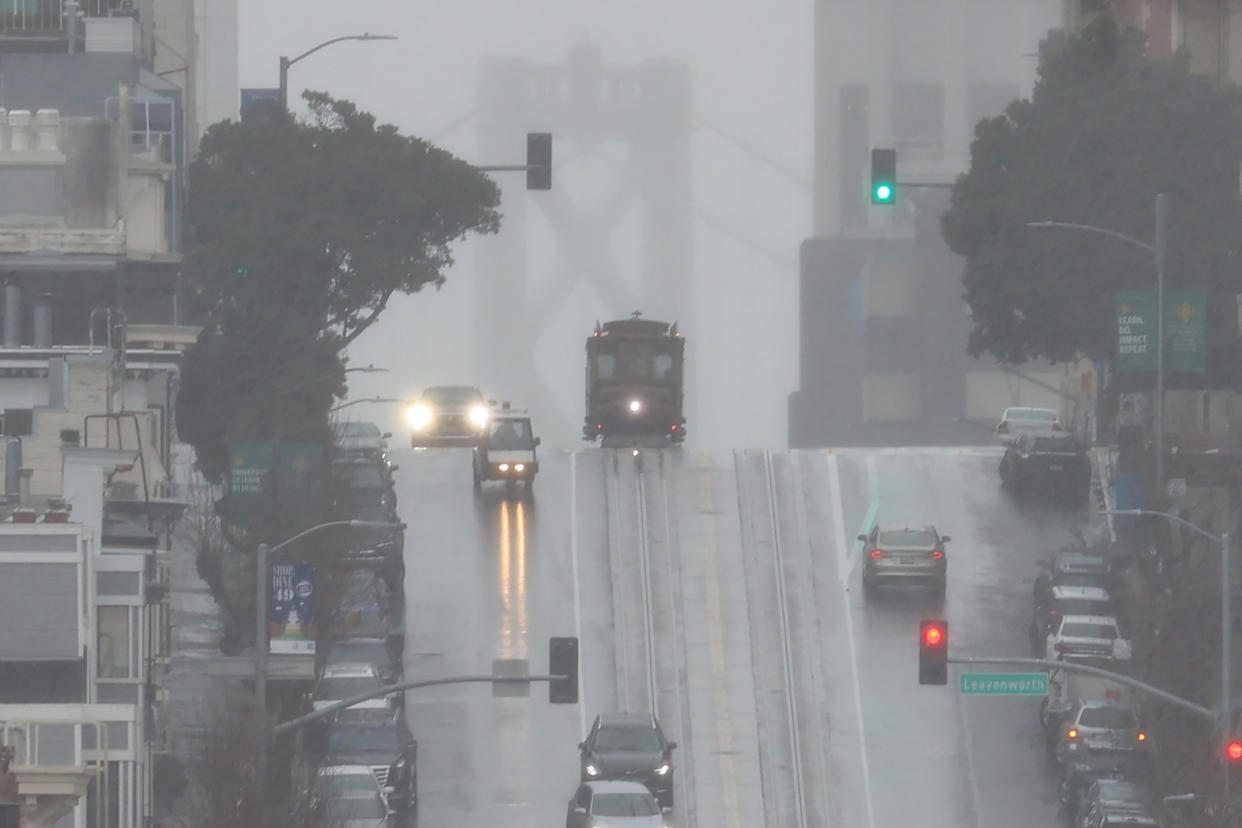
[671,424,679,430]
[1137,732,1147,742]
[931,550,944,560]
[1066,728,1078,740]
[870,549,883,559]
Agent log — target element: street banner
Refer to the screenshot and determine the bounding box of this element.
[228,441,274,503]
[1115,289,1206,373]
[269,563,317,654]
[278,442,325,501]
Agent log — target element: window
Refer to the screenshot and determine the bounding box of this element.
[595,353,616,380]
[654,352,674,380]
[2,409,32,437]
[97,606,130,678]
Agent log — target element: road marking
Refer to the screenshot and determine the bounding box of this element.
[699,466,742,828]
[570,449,586,736]
[828,452,877,828]
[844,456,880,578]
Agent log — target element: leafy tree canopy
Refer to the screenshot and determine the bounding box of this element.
[177,93,502,480]
[941,17,1242,377]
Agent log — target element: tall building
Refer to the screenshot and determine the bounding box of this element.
[0,1,200,825]
[789,0,1068,447]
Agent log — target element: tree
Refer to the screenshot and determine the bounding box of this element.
[177,94,501,480]
[941,17,1242,378]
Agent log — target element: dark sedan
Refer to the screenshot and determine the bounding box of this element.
[579,712,677,809]
[1000,433,1091,502]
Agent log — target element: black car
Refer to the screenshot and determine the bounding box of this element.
[332,456,398,512]
[578,712,677,809]
[341,504,405,587]
[1000,433,1091,502]
[1034,548,1114,606]
[407,385,490,447]
[323,721,417,817]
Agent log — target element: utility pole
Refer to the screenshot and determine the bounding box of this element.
[1154,193,1167,498]
[253,541,270,813]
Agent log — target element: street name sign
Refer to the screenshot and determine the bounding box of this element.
[960,672,1049,695]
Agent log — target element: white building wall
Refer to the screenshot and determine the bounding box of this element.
[194,0,239,144]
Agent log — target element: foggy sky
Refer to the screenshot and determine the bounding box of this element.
[238,1,811,449]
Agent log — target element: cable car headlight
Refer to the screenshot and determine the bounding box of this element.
[407,404,432,429]
[498,463,510,472]
[514,463,525,472]
[469,405,489,426]
[628,399,643,413]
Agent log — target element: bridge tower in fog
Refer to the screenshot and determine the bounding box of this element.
[789,0,1066,447]
[474,46,692,439]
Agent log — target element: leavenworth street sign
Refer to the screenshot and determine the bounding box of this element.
[1115,288,1206,373]
[959,672,1049,695]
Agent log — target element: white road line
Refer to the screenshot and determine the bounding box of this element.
[957,679,986,828]
[570,449,586,736]
[828,452,877,828]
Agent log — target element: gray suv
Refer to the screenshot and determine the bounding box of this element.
[859,524,950,597]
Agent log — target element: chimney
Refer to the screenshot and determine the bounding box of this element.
[34,109,59,153]
[43,497,71,523]
[65,0,79,54]
[4,281,19,347]
[11,468,35,522]
[33,301,51,348]
[4,438,20,502]
[7,110,30,153]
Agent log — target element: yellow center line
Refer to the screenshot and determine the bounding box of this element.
[700,467,741,828]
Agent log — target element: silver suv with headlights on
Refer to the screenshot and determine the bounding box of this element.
[407,386,490,447]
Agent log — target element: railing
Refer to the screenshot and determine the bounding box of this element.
[0,0,131,34]
[1,716,107,826]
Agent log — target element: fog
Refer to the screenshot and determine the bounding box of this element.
[239,1,1059,449]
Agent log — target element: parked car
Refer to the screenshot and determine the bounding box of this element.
[333,420,392,460]
[578,712,677,809]
[311,663,393,713]
[309,789,391,828]
[995,406,1063,445]
[1073,778,1158,828]
[332,456,397,512]
[859,524,950,596]
[1034,549,1114,605]
[1031,585,1115,654]
[323,721,417,817]
[338,504,404,586]
[1000,433,1091,502]
[1053,699,1148,764]
[1045,615,1132,664]
[407,385,490,447]
[314,764,394,814]
[566,781,667,828]
[324,636,401,686]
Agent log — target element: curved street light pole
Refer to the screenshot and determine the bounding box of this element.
[278,33,398,109]
[254,518,405,817]
[1026,193,1168,497]
[330,396,404,414]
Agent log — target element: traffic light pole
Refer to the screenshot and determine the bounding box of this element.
[949,655,1216,721]
[270,673,570,736]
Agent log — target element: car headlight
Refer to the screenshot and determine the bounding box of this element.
[469,405,489,426]
[654,762,670,775]
[585,763,600,776]
[407,404,432,428]
[514,463,525,472]
[628,399,643,413]
[498,463,510,471]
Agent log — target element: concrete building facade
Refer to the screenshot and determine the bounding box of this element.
[790,0,1067,447]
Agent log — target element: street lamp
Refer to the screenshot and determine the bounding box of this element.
[253,518,405,816]
[1104,508,1231,790]
[278,33,398,110]
[330,396,404,414]
[1027,193,1169,494]
[282,364,388,396]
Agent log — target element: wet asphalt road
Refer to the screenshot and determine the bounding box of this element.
[394,446,1086,828]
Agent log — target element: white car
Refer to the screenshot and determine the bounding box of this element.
[996,406,1064,445]
[312,663,391,712]
[315,764,393,812]
[566,780,668,828]
[1046,614,1132,663]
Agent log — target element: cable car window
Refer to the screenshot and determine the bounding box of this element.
[654,352,674,380]
[595,353,616,379]
[618,343,651,379]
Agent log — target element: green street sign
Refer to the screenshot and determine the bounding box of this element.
[959,672,1049,695]
[1115,288,1206,373]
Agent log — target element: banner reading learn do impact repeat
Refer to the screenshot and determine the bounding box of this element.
[1115,288,1206,374]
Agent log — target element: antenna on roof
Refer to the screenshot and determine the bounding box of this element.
[631,310,642,319]
[669,321,678,336]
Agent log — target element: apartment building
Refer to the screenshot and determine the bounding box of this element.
[0,1,202,825]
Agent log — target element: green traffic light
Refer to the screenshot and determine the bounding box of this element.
[875,183,893,202]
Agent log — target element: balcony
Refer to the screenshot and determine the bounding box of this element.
[0,0,133,37]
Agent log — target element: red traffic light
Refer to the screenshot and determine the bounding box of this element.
[1227,741,1242,761]
[923,625,945,647]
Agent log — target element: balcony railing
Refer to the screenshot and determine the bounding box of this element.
[0,0,132,34]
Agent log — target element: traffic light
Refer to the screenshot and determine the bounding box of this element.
[871,148,896,205]
[527,132,552,191]
[549,636,578,703]
[919,619,948,685]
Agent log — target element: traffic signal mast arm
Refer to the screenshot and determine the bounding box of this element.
[951,655,1216,722]
[271,673,571,737]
